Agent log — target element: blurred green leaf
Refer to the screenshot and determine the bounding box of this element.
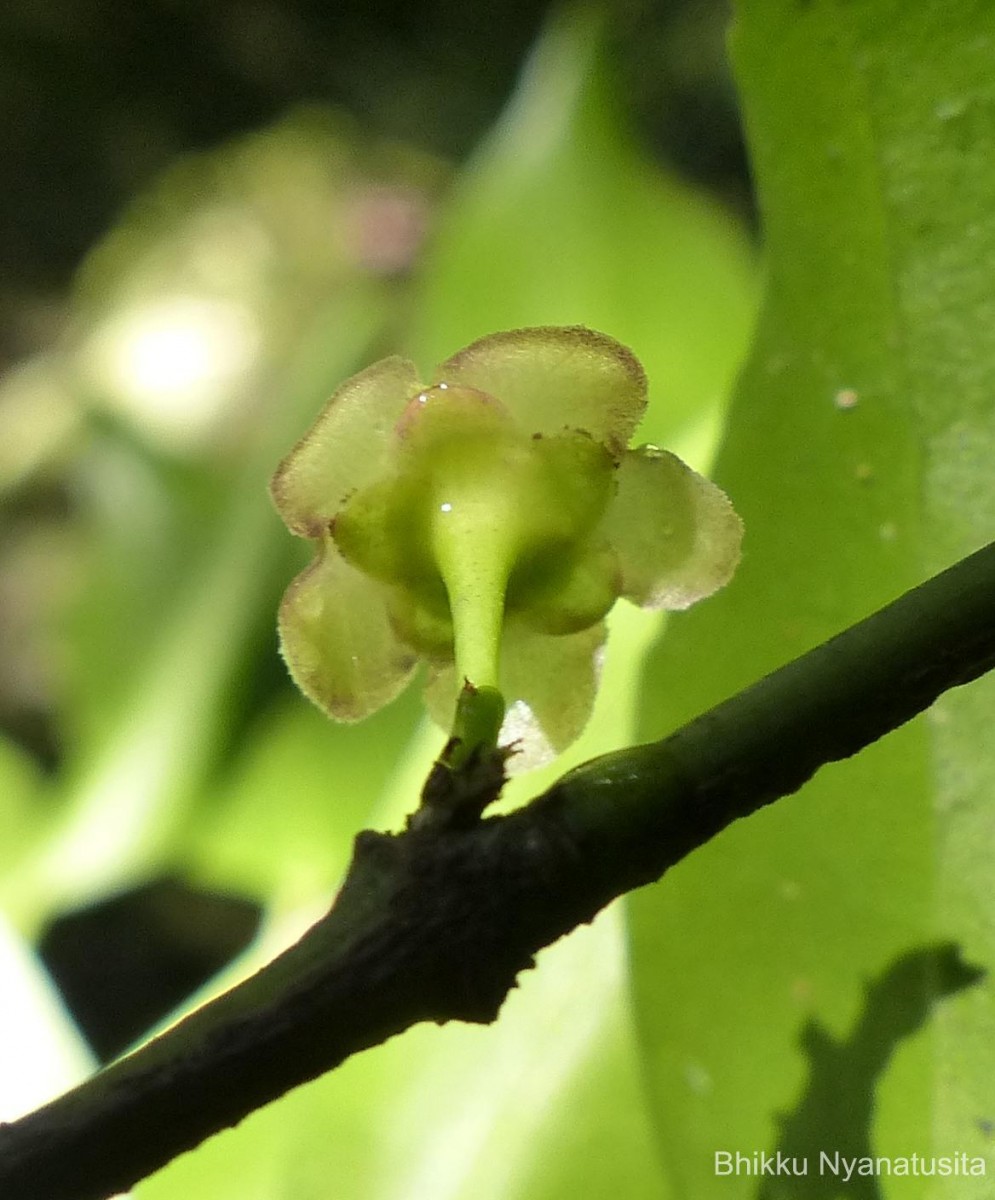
[187,688,424,905]
[4,286,390,932]
[406,3,756,450]
[628,1,995,1195]
[61,431,226,755]
[70,107,444,459]
[0,734,44,873]
[2,105,450,928]
[59,107,442,764]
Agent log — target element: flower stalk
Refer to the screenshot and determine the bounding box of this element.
[430,478,513,695]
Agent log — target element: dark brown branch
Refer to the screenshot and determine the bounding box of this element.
[2,540,995,1200]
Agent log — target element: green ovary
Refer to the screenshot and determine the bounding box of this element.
[508,539,620,634]
[333,419,616,696]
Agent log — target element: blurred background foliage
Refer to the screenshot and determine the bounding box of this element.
[0,0,760,1195]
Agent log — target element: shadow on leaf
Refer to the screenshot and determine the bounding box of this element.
[757,942,984,1200]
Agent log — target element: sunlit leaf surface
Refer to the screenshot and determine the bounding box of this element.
[0,916,95,1123]
[628,2,995,1196]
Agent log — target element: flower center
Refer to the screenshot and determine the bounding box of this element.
[332,382,616,709]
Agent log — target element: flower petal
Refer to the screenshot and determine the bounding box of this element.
[422,662,460,734]
[423,621,605,770]
[434,326,646,456]
[270,356,422,537]
[605,447,743,610]
[498,618,607,768]
[278,538,418,721]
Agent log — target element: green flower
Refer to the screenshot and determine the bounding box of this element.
[270,326,742,767]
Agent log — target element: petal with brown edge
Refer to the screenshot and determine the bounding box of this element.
[270,355,422,537]
[497,618,607,770]
[278,539,418,721]
[434,326,646,457]
[604,447,743,611]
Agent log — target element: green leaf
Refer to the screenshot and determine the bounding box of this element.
[61,432,226,756]
[4,290,390,931]
[406,4,757,451]
[0,735,45,875]
[6,108,442,928]
[187,691,425,904]
[628,1,995,1195]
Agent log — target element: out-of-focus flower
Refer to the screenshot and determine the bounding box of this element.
[271,326,742,766]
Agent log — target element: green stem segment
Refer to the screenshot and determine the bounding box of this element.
[449,683,506,769]
[430,484,514,751]
[431,500,507,689]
